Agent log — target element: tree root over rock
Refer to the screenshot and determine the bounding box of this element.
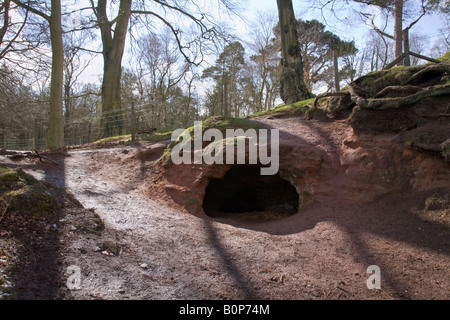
[314,63,450,112]
[347,83,450,110]
[314,62,450,162]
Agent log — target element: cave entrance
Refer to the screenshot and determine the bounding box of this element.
[202,166,299,219]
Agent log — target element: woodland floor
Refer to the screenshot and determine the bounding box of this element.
[0,117,449,300]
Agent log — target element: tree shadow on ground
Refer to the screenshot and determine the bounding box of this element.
[202,219,260,299]
[0,152,69,299]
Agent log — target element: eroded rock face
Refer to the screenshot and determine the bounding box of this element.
[202,166,300,216]
[156,137,326,217]
[149,113,449,218]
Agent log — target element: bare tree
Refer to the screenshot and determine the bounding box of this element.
[88,0,235,137]
[136,29,191,129]
[358,0,433,66]
[12,0,65,149]
[248,11,281,111]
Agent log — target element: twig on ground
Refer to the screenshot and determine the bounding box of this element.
[0,197,10,222]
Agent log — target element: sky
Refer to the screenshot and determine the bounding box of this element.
[240,0,448,43]
[78,0,449,85]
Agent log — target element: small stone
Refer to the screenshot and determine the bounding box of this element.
[101,240,120,256]
[140,263,148,269]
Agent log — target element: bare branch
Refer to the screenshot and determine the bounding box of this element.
[361,12,394,40]
[11,0,51,22]
[131,9,206,66]
[0,5,29,60]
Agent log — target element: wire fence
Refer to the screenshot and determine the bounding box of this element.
[1,103,181,151]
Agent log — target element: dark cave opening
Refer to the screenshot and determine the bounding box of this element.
[202,166,299,219]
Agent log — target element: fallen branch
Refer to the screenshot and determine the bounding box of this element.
[383,52,442,70]
[409,52,442,64]
[0,196,10,222]
[384,53,406,70]
[6,150,58,165]
[33,150,58,165]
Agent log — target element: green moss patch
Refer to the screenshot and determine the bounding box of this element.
[158,116,265,167]
[425,195,449,211]
[436,50,450,63]
[249,98,315,118]
[356,65,424,97]
[0,165,59,218]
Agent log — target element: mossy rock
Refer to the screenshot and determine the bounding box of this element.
[0,166,38,191]
[72,209,104,234]
[0,165,59,218]
[158,116,265,167]
[437,50,450,63]
[354,65,424,98]
[249,98,315,118]
[441,140,450,162]
[3,185,59,218]
[425,195,449,211]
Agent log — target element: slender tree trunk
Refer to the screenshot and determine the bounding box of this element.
[98,0,132,138]
[0,0,10,44]
[47,0,65,149]
[223,80,229,116]
[276,0,311,104]
[333,49,340,92]
[394,0,404,66]
[160,101,166,130]
[64,81,72,121]
[130,100,136,141]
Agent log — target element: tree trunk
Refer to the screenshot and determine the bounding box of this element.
[98,0,132,138]
[0,0,10,45]
[130,101,136,141]
[276,0,311,104]
[160,101,166,130]
[47,0,65,149]
[333,49,340,92]
[223,80,229,116]
[394,0,404,66]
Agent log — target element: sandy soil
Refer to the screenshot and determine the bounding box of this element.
[0,117,449,300]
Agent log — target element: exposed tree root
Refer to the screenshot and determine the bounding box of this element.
[403,63,450,86]
[373,85,422,98]
[313,61,450,162]
[348,83,450,110]
[319,63,450,112]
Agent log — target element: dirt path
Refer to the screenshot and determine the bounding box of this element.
[1,118,449,300]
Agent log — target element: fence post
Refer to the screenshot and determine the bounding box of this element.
[403,28,410,67]
[33,119,39,152]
